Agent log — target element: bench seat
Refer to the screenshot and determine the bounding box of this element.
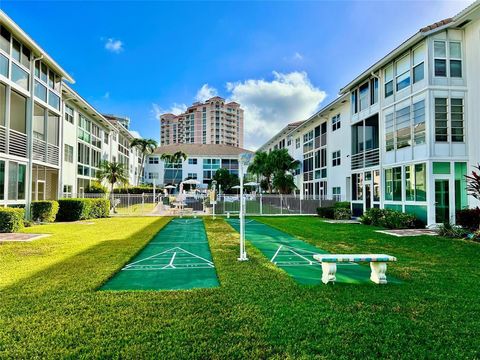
[313,254,397,284]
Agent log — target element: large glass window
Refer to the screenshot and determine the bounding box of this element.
[351,90,358,113]
[33,105,46,141]
[10,91,26,133]
[0,53,8,78]
[451,98,464,142]
[64,144,74,163]
[395,106,411,149]
[352,173,363,201]
[48,91,60,110]
[434,41,447,77]
[385,167,402,201]
[12,38,20,61]
[370,78,378,105]
[0,26,11,54]
[435,98,448,142]
[0,83,5,127]
[7,161,26,200]
[332,114,341,131]
[34,80,47,102]
[449,42,462,78]
[396,55,410,91]
[415,163,426,201]
[413,100,426,145]
[385,113,394,151]
[413,44,425,83]
[359,82,369,111]
[12,63,29,90]
[384,64,394,98]
[47,112,59,145]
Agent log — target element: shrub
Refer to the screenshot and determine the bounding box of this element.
[31,200,59,223]
[85,182,107,194]
[57,199,92,222]
[360,208,418,229]
[334,207,352,220]
[455,208,480,231]
[0,207,25,233]
[438,222,469,239]
[334,201,351,209]
[89,198,110,218]
[317,207,335,219]
[113,186,154,194]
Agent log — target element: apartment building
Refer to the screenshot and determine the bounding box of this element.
[143,144,253,187]
[259,1,480,226]
[160,96,244,148]
[0,10,141,209]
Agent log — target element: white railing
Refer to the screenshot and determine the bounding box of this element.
[9,129,27,158]
[47,143,59,166]
[0,126,6,154]
[33,138,46,162]
[351,148,380,170]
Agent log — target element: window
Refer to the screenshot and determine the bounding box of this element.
[0,26,11,54]
[48,91,60,110]
[33,105,45,140]
[359,82,369,111]
[0,53,8,78]
[332,150,341,167]
[64,144,74,163]
[451,98,464,142]
[104,132,109,144]
[65,105,74,124]
[0,83,5,127]
[413,100,426,145]
[295,137,300,149]
[385,113,394,151]
[148,157,159,164]
[34,81,47,102]
[12,63,29,90]
[396,55,410,91]
[395,106,411,149]
[384,64,394,98]
[187,173,197,179]
[47,112,59,145]
[449,42,462,78]
[370,78,378,105]
[0,160,4,200]
[12,38,20,62]
[434,41,447,77]
[10,91,26,133]
[188,158,198,165]
[351,89,358,113]
[405,163,426,201]
[63,185,72,196]
[435,98,448,142]
[332,187,341,201]
[7,161,26,200]
[385,167,402,201]
[148,172,159,179]
[332,114,341,131]
[413,44,425,83]
[352,173,363,201]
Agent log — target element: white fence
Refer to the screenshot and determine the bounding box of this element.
[63,193,335,216]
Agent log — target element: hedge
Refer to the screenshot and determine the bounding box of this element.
[456,208,480,231]
[57,198,110,222]
[0,207,25,233]
[31,200,59,223]
[113,186,154,194]
[89,198,110,219]
[316,207,335,219]
[360,208,418,229]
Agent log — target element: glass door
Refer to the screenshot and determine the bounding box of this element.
[35,180,45,201]
[364,171,372,210]
[435,179,449,223]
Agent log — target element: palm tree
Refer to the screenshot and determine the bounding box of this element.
[248,151,274,193]
[160,151,188,185]
[130,138,157,185]
[96,161,129,213]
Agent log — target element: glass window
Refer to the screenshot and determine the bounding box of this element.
[352,173,363,201]
[12,63,29,90]
[434,41,446,57]
[33,104,45,141]
[10,91,27,133]
[413,100,426,145]
[34,80,47,102]
[405,165,414,201]
[385,113,394,151]
[450,60,462,78]
[451,98,464,142]
[0,160,4,200]
[449,42,462,58]
[370,78,378,105]
[48,71,54,89]
[65,105,74,124]
[21,46,30,68]
[384,64,394,98]
[64,144,74,163]
[392,167,402,201]
[415,163,426,201]
[48,91,60,110]
[351,90,358,113]
[332,150,341,167]
[395,106,411,149]
[413,44,425,83]
[0,53,8,78]
[40,63,47,83]
[435,98,448,142]
[0,83,5,127]
[359,82,369,111]
[47,112,59,145]
[332,114,341,131]
[396,55,410,91]
[0,26,11,54]
[12,38,20,61]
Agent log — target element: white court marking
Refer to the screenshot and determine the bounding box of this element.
[269,245,358,267]
[122,247,214,271]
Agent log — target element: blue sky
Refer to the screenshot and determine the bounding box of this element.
[1,0,472,149]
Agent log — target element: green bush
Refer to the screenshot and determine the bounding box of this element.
[360,208,417,229]
[31,200,59,223]
[316,207,335,219]
[334,207,352,220]
[455,208,480,231]
[57,199,92,222]
[334,201,351,209]
[438,222,469,239]
[89,198,110,218]
[85,182,108,194]
[0,207,25,233]
[113,186,154,194]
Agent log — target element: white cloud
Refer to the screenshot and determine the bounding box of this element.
[102,91,110,99]
[129,130,141,139]
[226,71,326,150]
[152,102,187,120]
[104,38,124,53]
[195,84,218,102]
[293,52,304,61]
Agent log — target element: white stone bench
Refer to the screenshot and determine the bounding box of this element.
[312,254,397,284]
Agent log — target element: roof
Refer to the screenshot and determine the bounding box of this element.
[0,10,74,83]
[339,0,480,93]
[152,144,253,156]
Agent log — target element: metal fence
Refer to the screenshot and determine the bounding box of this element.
[64,193,335,216]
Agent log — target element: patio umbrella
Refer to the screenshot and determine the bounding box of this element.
[182,179,201,185]
[164,185,176,195]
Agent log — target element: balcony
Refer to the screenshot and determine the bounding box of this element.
[32,138,60,166]
[351,148,379,170]
[9,130,27,158]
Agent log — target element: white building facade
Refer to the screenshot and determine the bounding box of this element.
[259,1,480,226]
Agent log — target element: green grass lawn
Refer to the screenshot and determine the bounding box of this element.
[0,216,479,358]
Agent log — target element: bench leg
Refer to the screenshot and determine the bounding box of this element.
[370,262,388,284]
[321,262,337,284]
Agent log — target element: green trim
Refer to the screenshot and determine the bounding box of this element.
[385,204,402,212]
[454,162,468,211]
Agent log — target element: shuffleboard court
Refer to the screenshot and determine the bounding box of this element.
[226,218,397,285]
[101,218,219,291]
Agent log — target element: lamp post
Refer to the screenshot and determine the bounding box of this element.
[211,180,217,220]
[238,153,254,261]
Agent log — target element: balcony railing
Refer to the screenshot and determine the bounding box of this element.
[351,148,379,170]
[0,126,6,154]
[9,130,27,158]
[31,138,60,166]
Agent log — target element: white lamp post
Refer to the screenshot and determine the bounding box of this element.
[238,153,254,261]
[211,180,217,220]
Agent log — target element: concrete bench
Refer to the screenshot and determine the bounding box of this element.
[312,254,397,284]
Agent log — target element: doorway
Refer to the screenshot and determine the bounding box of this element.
[435,179,450,223]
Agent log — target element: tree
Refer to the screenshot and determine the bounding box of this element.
[466,164,480,201]
[212,168,239,193]
[130,138,157,185]
[96,161,129,213]
[248,151,274,193]
[272,173,296,194]
[160,151,188,185]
